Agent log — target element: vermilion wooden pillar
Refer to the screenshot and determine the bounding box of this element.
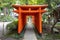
[32,16,35,24]
[12,5,48,34]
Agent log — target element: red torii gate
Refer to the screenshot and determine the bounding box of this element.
[12,5,48,34]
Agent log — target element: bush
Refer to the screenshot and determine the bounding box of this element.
[6,20,18,32]
[0,15,17,22]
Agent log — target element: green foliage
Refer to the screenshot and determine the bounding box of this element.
[28,0,37,5]
[42,13,48,21]
[46,0,60,9]
[37,0,45,5]
[0,0,17,9]
[0,15,17,22]
[19,0,46,5]
[6,20,18,31]
[0,0,47,9]
[6,20,25,38]
[20,0,28,5]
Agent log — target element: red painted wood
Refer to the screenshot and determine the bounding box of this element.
[12,5,48,34]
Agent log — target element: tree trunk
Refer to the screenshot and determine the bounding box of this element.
[3,7,9,15]
[51,19,57,33]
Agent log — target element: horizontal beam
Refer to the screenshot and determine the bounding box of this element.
[13,10,19,14]
[12,5,48,8]
[21,10,39,13]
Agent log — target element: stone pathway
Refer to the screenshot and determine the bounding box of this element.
[23,23,37,40]
[0,22,37,40]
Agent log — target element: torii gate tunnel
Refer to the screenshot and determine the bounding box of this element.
[12,5,48,34]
